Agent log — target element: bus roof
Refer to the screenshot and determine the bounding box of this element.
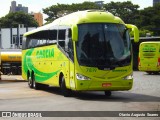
[140,41,160,44]
[24,10,124,37]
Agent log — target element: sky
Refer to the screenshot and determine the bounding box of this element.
[0,0,153,23]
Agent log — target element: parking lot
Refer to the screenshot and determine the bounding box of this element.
[0,71,160,119]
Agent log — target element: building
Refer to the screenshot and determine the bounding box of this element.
[10,1,28,13]
[153,0,160,6]
[32,13,43,26]
[9,1,43,26]
[10,1,16,12]
[0,26,36,49]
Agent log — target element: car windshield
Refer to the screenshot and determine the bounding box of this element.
[76,23,131,69]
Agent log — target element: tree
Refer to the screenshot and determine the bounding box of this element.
[138,3,160,35]
[42,1,160,36]
[0,12,38,28]
[104,1,139,24]
[43,2,99,23]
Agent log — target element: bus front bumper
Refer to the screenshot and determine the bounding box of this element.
[73,79,133,91]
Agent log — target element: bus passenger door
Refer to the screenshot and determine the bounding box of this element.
[66,29,76,90]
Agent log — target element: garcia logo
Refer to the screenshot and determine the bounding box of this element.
[36,48,54,59]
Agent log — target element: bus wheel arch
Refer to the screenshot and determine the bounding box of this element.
[59,72,64,87]
[59,72,72,97]
[31,70,35,84]
[27,70,30,79]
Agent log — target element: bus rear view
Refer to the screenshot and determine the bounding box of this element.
[138,42,160,74]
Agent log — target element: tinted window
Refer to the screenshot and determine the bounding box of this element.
[76,23,131,68]
[23,30,57,49]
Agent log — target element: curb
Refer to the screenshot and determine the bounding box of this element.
[0,79,26,82]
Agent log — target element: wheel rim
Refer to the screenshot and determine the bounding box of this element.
[32,75,36,88]
[28,76,33,88]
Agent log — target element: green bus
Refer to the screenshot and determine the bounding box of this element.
[22,10,139,96]
[138,41,160,74]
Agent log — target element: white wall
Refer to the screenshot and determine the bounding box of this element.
[0,27,36,49]
[1,29,10,49]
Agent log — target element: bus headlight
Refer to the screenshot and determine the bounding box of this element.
[123,74,133,80]
[76,73,91,80]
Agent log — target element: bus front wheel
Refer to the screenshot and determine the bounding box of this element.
[61,76,72,97]
[146,71,152,75]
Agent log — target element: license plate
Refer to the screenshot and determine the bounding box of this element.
[102,83,112,87]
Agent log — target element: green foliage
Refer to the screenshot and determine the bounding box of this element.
[139,30,153,37]
[130,29,153,37]
[43,1,140,25]
[42,1,160,35]
[138,3,160,35]
[104,1,139,24]
[43,2,99,22]
[0,12,38,28]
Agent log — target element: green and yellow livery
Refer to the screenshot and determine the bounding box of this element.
[22,10,139,96]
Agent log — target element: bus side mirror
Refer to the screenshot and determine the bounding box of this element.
[72,25,78,41]
[126,24,139,43]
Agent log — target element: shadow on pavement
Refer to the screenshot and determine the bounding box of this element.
[39,87,160,102]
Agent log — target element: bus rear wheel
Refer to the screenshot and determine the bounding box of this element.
[104,91,112,96]
[32,74,42,90]
[61,76,72,97]
[28,75,33,88]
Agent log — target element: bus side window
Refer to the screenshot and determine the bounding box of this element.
[67,29,74,61]
[37,39,47,46]
[32,39,38,47]
[47,30,57,44]
[58,30,66,49]
[28,39,33,48]
[67,29,72,51]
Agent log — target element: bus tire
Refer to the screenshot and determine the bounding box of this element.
[28,74,33,88]
[153,72,159,75]
[104,91,112,96]
[61,76,72,97]
[146,71,152,75]
[32,74,42,90]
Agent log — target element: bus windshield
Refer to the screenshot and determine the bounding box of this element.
[76,23,131,69]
